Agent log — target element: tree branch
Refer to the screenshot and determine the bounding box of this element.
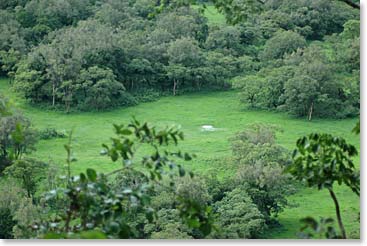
[328,188,347,239]
[256,0,266,4]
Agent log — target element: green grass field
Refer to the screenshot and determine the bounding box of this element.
[0,76,360,239]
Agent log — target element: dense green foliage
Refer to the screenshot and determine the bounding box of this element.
[4,158,47,198]
[213,188,265,238]
[0,0,360,240]
[287,130,360,238]
[0,94,38,173]
[203,0,360,120]
[2,0,359,117]
[0,77,360,239]
[289,133,359,194]
[0,92,302,239]
[231,124,295,221]
[0,0,257,111]
[0,207,16,239]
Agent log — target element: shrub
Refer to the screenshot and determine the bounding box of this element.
[38,128,67,140]
[214,187,266,238]
[235,162,296,220]
[0,207,16,239]
[260,30,306,61]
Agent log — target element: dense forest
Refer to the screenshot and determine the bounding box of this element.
[0,0,361,240]
[0,0,359,117]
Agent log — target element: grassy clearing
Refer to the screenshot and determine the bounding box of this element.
[0,78,360,238]
[192,4,227,26]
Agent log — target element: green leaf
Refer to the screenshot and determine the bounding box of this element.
[179,166,186,177]
[120,129,132,135]
[199,222,212,236]
[145,208,155,223]
[80,173,87,182]
[110,150,118,162]
[187,218,200,228]
[86,168,97,182]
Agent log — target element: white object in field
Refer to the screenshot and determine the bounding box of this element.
[201,125,215,131]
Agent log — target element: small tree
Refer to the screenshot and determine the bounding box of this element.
[0,95,38,173]
[0,207,17,239]
[4,158,47,198]
[0,94,11,116]
[283,75,320,121]
[236,75,267,108]
[214,187,265,239]
[287,133,359,239]
[260,30,306,61]
[235,162,295,221]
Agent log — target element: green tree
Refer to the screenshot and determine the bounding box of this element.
[165,64,187,96]
[0,94,11,116]
[156,6,208,43]
[167,37,202,66]
[74,66,128,111]
[0,178,26,239]
[260,66,295,109]
[205,26,245,56]
[0,207,17,239]
[0,113,38,173]
[260,30,306,61]
[4,158,47,198]
[281,44,348,119]
[126,58,154,91]
[214,187,265,238]
[0,0,28,10]
[144,209,192,239]
[287,133,360,238]
[211,0,359,26]
[236,75,266,108]
[176,176,212,206]
[282,75,319,121]
[12,197,42,239]
[0,48,23,78]
[0,10,27,75]
[230,124,294,221]
[15,0,95,43]
[235,162,295,221]
[230,123,290,166]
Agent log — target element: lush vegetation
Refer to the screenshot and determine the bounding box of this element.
[1,0,359,118]
[0,0,360,240]
[0,78,360,239]
[2,0,252,111]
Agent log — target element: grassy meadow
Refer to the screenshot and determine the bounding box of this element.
[0,77,360,238]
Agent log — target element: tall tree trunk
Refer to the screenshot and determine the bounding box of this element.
[52,82,56,107]
[197,81,201,91]
[173,79,177,96]
[328,188,347,239]
[64,89,71,114]
[23,175,32,198]
[308,102,314,121]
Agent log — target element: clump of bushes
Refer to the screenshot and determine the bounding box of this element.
[0,207,17,239]
[38,128,67,140]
